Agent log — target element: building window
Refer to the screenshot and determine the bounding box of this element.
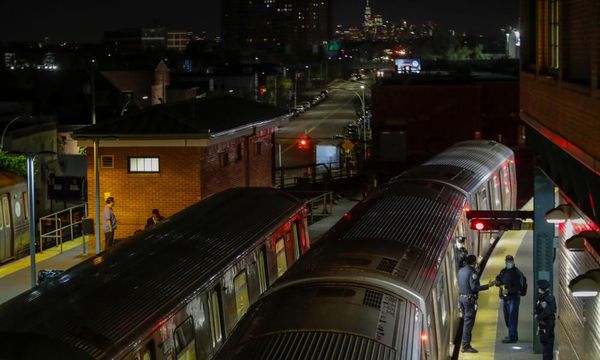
[219,152,229,167]
[236,144,243,162]
[550,0,560,69]
[101,155,114,168]
[129,157,159,173]
[255,142,262,156]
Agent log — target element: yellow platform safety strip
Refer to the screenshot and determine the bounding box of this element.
[460,200,533,360]
[0,237,89,279]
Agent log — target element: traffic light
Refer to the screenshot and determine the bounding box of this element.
[470,218,524,231]
[259,86,268,96]
[297,135,311,150]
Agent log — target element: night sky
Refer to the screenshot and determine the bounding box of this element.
[0,0,518,42]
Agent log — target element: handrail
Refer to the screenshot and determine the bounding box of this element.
[39,203,87,253]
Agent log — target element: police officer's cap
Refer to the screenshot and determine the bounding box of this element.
[465,255,477,265]
[505,254,514,262]
[537,279,550,290]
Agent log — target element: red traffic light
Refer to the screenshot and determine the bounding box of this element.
[297,135,311,150]
[474,221,486,231]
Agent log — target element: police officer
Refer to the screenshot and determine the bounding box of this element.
[458,254,495,353]
[495,254,524,343]
[535,279,556,360]
[455,236,468,270]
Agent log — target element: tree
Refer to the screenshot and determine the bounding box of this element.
[0,152,27,177]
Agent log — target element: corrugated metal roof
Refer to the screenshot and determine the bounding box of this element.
[235,331,396,360]
[415,140,513,193]
[0,187,304,359]
[342,181,465,294]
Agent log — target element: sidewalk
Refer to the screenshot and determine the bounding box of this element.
[460,199,539,360]
[0,237,94,304]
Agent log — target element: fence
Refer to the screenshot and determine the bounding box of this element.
[286,191,334,225]
[39,203,87,252]
[275,162,358,189]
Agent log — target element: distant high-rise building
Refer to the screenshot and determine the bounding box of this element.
[363,0,373,30]
[167,31,192,52]
[222,0,331,58]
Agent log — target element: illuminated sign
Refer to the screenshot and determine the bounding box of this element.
[395,59,421,74]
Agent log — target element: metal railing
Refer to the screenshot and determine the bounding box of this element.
[276,162,358,188]
[39,203,87,253]
[287,191,334,225]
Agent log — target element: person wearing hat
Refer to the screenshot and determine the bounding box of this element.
[535,279,556,360]
[458,254,495,353]
[455,236,469,270]
[495,254,525,343]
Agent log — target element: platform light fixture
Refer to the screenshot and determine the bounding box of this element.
[569,269,600,297]
[544,204,571,224]
[565,231,600,251]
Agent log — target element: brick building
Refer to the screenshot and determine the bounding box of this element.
[75,96,288,243]
[520,0,600,357]
[371,74,520,164]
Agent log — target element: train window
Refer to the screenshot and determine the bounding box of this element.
[257,247,268,293]
[477,188,489,210]
[173,317,197,360]
[501,166,511,209]
[2,196,10,228]
[275,237,287,278]
[234,271,250,320]
[491,174,502,210]
[22,192,28,220]
[209,287,223,346]
[292,221,301,260]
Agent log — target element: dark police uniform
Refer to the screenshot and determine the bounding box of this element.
[496,265,524,342]
[535,280,556,360]
[458,257,491,352]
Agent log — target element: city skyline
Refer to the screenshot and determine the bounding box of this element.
[1,0,518,42]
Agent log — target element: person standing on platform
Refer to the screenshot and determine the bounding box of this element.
[103,197,117,250]
[495,254,525,343]
[458,254,495,353]
[535,280,556,360]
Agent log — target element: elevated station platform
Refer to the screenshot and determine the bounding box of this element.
[460,200,549,359]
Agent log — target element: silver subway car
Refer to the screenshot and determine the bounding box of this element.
[0,171,29,263]
[0,187,310,360]
[215,140,516,360]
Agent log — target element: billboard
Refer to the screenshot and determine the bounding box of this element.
[395,59,421,74]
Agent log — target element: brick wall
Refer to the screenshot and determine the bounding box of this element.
[201,131,274,197]
[86,147,202,247]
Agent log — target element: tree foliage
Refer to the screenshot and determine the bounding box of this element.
[0,152,27,177]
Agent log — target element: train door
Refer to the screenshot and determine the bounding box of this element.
[475,188,489,255]
[0,194,13,262]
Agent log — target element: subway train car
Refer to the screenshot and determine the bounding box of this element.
[215,140,516,360]
[0,187,309,360]
[0,170,29,263]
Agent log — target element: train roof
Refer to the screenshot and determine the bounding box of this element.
[0,187,304,359]
[280,179,465,300]
[0,170,24,188]
[398,140,513,194]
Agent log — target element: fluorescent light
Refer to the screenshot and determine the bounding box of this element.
[569,269,600,298]
[545,204,571,224]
